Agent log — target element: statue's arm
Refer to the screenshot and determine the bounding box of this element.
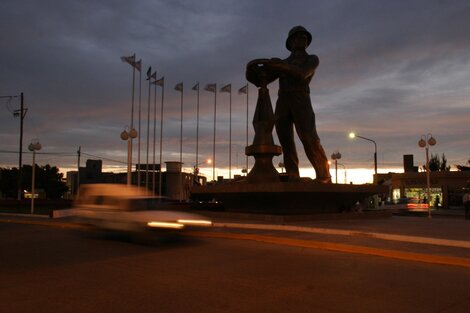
[267,55,319,80]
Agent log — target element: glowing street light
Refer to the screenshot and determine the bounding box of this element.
[419,134,436,218]
[121,127,138,185]
[193,159,211,188]
[349,132,378,181]
[28,139,41,215]
[193,158,212,175]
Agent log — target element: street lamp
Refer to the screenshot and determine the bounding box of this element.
[337,162,347,184]
[28,139,41,215]
[419,134,436,218]
[193,159,211,187]
[349,132,378,182]
[331,151,342,184]
[193,158,212,175]
[120,127,138,185]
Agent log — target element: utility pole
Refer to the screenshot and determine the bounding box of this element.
[16,93,27,200]
[1,92,27,200]
[77,146,81,198]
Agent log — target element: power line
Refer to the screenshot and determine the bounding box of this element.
[0,150,75,157]
[81,152,127,165]
[0,150,127,165]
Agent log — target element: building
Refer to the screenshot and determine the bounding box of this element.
[376,155,470,209]
[66,159,207,201]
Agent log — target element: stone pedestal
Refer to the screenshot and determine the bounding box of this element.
[245,77,282,183]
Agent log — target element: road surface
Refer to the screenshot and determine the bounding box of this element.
[1,221,469,313]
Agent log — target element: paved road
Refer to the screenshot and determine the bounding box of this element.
[1,220,470,313]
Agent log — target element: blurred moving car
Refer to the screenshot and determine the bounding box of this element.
[72,184,212,233]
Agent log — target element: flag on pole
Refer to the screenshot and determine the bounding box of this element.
[174,82,183,92]
[155,77,164,86]
[146,67,152,80]
[205,83,216,92]
[134,59,142,72]
[238,85,248,94]
[192,83,199,91]
[121,54,135,65]
[220,84,231,93]
[150,71,157,80]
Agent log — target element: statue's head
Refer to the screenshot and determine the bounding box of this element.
[286,26,312,51]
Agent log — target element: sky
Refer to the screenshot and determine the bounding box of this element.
[1,0,469,183]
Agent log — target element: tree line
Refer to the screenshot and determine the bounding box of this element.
[0,165,68,199]
[424,153,469,172]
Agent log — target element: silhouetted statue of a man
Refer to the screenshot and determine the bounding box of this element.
[247,26,331,182]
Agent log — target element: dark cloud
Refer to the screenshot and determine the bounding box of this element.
[1,0,469,179]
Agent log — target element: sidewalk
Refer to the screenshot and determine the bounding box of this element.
[198,210,470,242]
[196,211,470,266]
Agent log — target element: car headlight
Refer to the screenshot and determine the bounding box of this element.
[147,221,185,229]
[177,219,213,227]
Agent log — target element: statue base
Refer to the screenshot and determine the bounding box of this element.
[191,182,388,214]
[245,144,282,183]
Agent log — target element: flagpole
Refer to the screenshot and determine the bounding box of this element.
[229,86,232,180]
[196,82,200,167]
[213,85,217,182]
[131,57,135,134]
[152,79,157,196]
[245,83,249,172]
[158,77,165,199]
[137,60,142,186]
[121,54,139,185]
[179,83,183,201]
[146,68,152,188]
[221,84,232,179]
[129,55,136,185]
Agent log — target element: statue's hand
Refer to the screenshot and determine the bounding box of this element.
[247,58,271,68]
[246,58,280,87]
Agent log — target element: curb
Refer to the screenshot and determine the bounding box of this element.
[213,222,470,249]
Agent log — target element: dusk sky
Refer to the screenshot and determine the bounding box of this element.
[1,0,469,182]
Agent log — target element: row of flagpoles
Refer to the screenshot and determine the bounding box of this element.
[121,54,250,192]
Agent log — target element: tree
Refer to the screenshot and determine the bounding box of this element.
[425,153,451,172]
[456,159,470,171]
[39,165,68,199]
[0,165,68,199]
[439,154,451,171]
[0,167,19,198]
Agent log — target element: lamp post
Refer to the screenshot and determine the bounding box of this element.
[337,162,347,184]
[121,127,138,185]
[349,132,377,182]
[194,159,211,174]
[193,159,211,184]
[419,134,436,218]
[331,151,342,184]
[28,139,41,215]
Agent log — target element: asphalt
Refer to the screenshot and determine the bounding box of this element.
[1,208,469,267]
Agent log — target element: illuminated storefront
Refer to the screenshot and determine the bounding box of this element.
[378,171,470,209]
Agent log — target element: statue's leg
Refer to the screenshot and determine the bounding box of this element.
[275,99,299,179]
[293,99,331,182]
